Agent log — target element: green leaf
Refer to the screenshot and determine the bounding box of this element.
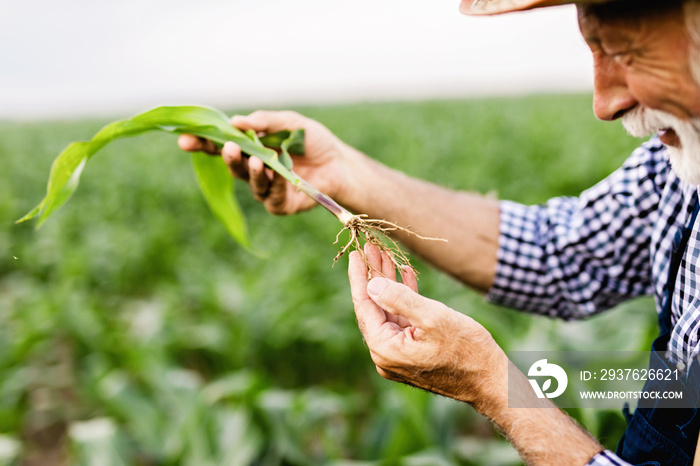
[16,105,307,249]
[245,129,263,146]
[259,130,305,155]
[191,152,251,250]
[258,131,291,149]
[279,129,305,171]
[16,119,150,227]
[281,129,305,156]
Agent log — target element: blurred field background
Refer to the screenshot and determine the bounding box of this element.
[0,94,658,465]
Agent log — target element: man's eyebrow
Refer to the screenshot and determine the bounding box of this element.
[582,35,601,47]
[577,21,600,46]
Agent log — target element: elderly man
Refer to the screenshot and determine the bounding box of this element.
[180,0,700,463]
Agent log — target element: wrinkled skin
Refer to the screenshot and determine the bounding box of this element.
[579,2,700,132]
[347,243,505,405]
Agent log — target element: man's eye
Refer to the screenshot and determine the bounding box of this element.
[612,52,632,66]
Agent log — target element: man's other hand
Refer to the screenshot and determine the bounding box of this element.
[178,110,355,216]
[348,243,507,407]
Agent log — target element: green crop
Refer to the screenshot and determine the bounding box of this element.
[16,105,352,248]
[16,105,424,266]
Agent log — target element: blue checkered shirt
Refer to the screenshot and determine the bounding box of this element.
[486,137,700,465]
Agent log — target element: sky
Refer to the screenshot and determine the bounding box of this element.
[0,0,593,120]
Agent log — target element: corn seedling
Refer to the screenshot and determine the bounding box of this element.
[17,105,435,269]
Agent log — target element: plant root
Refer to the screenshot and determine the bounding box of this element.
[333,214,446,276]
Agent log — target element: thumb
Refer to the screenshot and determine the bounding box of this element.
[367,277,435,324]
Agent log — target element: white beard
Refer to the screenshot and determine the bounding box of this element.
[622,107,700,186]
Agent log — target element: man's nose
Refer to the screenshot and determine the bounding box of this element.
[592,58,637,121]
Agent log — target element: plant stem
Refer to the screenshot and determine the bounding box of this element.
[290,167,445,272]
[293,177,355,225]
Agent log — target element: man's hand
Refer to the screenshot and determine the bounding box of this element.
[178,110,355,215]
[348,244,605,465]
[348,243,507,406]
[181,109,502,294]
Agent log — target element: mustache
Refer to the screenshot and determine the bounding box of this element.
[621,107,680,138]
[622,107,700,141]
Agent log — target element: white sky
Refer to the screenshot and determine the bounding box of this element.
[0,0,593,120]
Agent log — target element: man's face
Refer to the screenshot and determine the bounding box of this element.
[578,2,700,185]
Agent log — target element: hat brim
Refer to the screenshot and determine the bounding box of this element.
[460,0,607,16]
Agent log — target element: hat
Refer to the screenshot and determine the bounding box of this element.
[460,0,613,16]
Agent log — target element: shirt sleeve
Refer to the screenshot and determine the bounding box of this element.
[487,139,668,319]
[586,450,632,466]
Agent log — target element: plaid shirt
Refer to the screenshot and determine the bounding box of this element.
[486,136,700,465]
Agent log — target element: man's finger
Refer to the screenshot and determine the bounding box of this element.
[248,156,271,200]
[363,242,397,280]
[367,277,435,325]
[364,242,383,279]
[178,134,200,151]
[231,110,306,134]
[349,251,388,335]
[264,173,289,213]
[177,134,220,154]
[380,250,395,280]
[222,141,249,181]
[400,265,419,293]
